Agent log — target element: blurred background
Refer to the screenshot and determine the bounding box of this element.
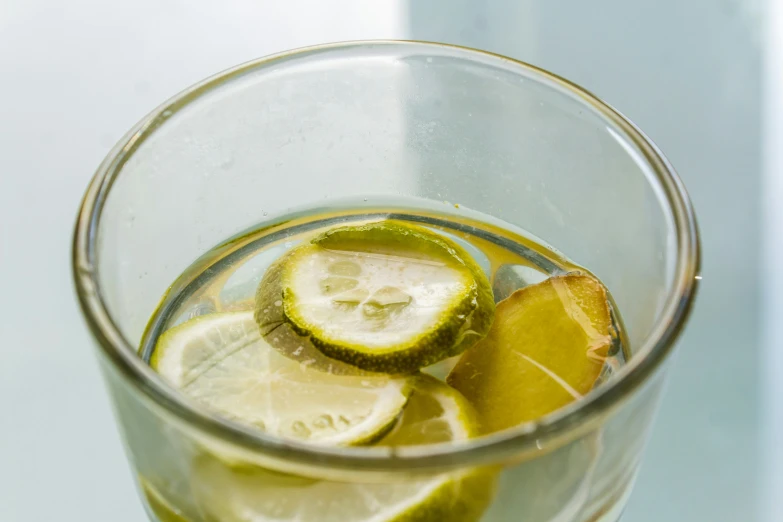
[0,1,777,520]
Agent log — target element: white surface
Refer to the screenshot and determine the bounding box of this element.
[0,2,404,521]
[0,1,772,521]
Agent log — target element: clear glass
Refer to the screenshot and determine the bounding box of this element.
[73,41,699,522]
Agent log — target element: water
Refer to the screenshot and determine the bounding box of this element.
[138,205,630,522]
[141,208,627,370]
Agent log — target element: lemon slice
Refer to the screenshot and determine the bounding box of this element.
[255,220,494,374]
[151,312,411,445]
[379,374,477,445]
[448,273,614,434]
[192,376,496,522]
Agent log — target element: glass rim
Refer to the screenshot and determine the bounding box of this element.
[72,40,700,473]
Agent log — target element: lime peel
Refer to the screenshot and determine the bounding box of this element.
[257,220,495,374]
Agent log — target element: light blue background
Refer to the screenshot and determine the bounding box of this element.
[0,1,771,521]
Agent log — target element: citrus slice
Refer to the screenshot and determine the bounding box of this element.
[448,273,614,434]
[255,220,494,374]
[151,312,411,445]
[379,374,478,445]
[192,375,496,522]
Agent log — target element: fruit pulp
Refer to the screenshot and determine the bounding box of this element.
[139,204,629,522]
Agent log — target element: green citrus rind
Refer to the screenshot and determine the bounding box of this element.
[255,220,494,374]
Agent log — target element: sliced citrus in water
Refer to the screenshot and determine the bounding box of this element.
[151,312,411,445]
[255,220,495,374]
[192,375,496,522]
[379,374,478,445]
[448,273,614,434]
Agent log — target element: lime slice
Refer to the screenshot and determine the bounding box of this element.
[151,312,411,446]
[192,376,496,522]
[379,374,478,445]
[255,220,494,374]
[448,273,614,434]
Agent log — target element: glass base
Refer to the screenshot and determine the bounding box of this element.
[138,463,639,522]
[140,489,633,522]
